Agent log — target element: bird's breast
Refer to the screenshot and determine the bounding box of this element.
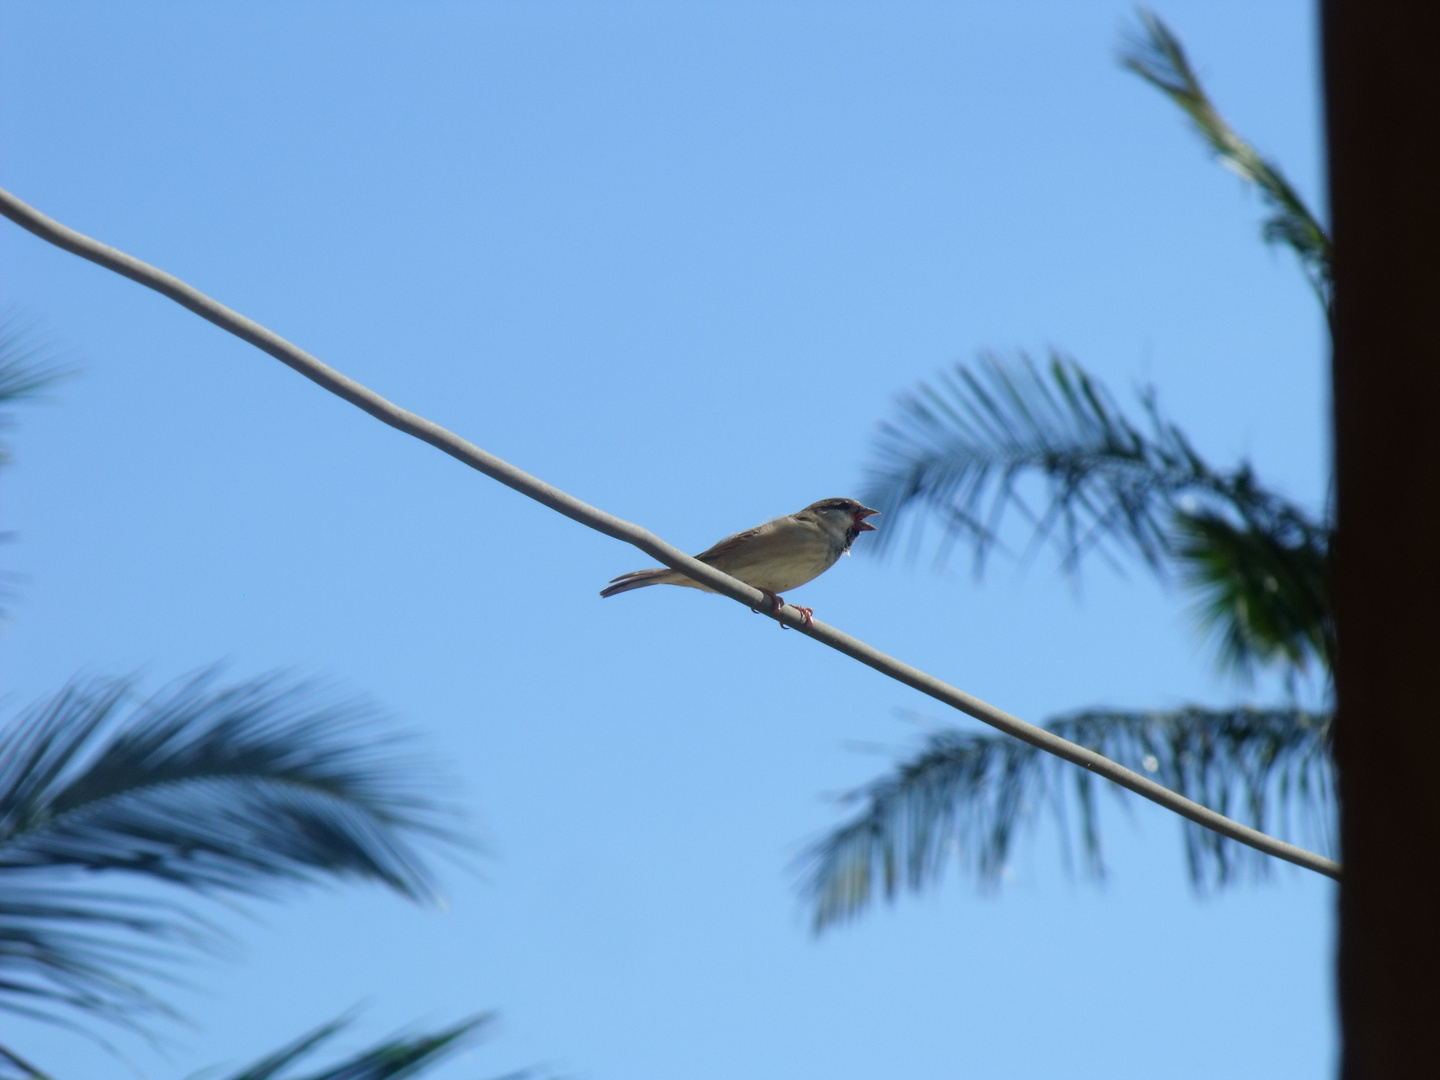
[706,521,842,593]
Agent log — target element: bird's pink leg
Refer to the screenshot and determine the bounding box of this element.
[757,590,814,629]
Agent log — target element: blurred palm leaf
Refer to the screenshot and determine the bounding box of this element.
[865,351,1329,676]
[1175,509,1330,680]
[865,350,1238,572]
[802,706,1332,929]
[0,880,202,1039]
[218,1012,521,1080]
[851,354,1334,916]
[0,310,67,451]
[0,1042,55,1080]
[0,309,70,620]
[1121,9,1332,313]
[0,671,467,1039]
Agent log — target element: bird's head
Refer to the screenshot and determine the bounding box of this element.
[805,497,881,544]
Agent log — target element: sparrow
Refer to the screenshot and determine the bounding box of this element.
[600,497,880,625]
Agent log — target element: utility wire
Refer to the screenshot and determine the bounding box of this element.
[0,184,1341,882]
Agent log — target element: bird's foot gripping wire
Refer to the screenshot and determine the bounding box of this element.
[752,590,786,625]
[754,590,783,615]
[752,590,813,629]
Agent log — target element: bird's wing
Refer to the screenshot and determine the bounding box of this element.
[694,524,766,563]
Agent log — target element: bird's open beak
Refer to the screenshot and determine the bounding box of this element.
[855,506,880,532]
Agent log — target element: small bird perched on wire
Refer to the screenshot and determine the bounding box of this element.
[600,497,880,625]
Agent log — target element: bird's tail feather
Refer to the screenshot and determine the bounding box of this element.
[599,568,673,598]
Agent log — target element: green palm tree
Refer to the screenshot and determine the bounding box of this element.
[801,10,1335,929]
[0,323,506,1080]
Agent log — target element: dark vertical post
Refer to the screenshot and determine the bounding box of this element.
[1326,1,1440,1075]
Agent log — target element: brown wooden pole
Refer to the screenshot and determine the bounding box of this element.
[1326,1,1440,1074]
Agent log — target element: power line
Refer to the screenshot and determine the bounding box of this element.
[0,184,1341,882]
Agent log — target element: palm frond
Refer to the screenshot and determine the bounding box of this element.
[0,1043,54,1080]
[0,308,72,617]
[0,671,469,1035]
[0,881,211,1036]
[0,671,466,894]
[0,310,68,424]
[865,351,1319,573]
[1175,510,1331,680]
[219,1013,513,1080]
[1120,9,1332,312]
[800,706,1333,930]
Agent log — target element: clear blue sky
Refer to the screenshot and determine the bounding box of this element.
[1,3,1332,1078]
